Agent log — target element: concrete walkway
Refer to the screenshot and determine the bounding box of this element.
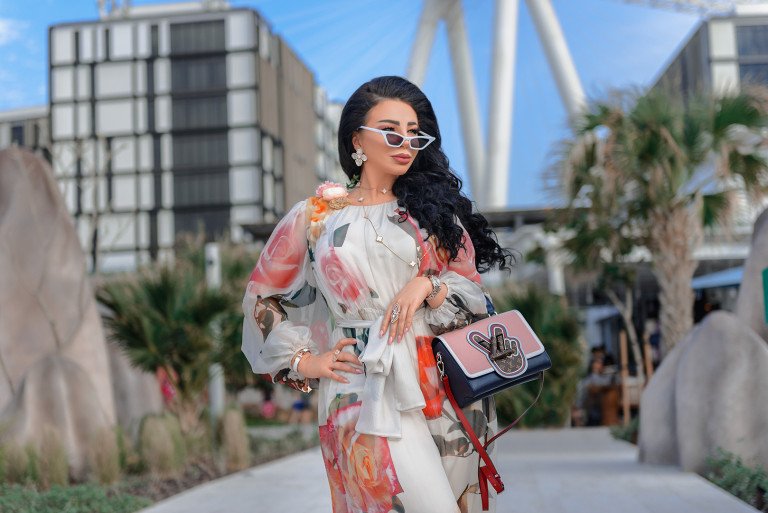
[138,427,758,513]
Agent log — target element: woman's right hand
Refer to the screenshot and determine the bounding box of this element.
[297,337,364,384]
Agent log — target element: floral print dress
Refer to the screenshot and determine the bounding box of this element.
[241,192,499,513]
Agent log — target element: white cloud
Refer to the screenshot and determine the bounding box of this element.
[0,18,27,46]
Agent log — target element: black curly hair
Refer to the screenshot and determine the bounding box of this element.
[338,75,516,274]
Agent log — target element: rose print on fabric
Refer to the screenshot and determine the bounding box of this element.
[320,393,403,513]
[248,215,304,290]
[319,246,367,305]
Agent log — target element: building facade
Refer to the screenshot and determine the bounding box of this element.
[47,2,341,272]
[652,5,768,99]
[0,106,49,160]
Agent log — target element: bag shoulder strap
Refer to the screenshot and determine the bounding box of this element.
[441,372,545,511]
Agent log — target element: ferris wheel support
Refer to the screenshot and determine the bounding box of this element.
[408,0,485,202]
[486,0,520,208]
[525,0,587,122]
[408,0,587,208]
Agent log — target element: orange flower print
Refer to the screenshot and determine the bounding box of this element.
[349,435,404,510]
[320,396,403,513]
[416,335,445,419]
[309,196,329,222]
[319,247,365,304]
[307,196,333,244]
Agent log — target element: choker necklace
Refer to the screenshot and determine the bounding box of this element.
[354,183,393,203]
[361,204,422,268]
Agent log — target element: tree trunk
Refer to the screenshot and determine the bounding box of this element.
[604,286,645,383]
[649,204,702,357]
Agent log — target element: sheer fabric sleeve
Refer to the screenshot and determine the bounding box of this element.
[241,199,331,392]
[422,216,493,335]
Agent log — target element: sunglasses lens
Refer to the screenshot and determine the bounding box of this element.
[384,133,405,147]
[410,137,430,149]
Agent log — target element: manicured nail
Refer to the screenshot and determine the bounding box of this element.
[355,369,363,374]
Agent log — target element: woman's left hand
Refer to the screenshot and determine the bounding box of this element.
[379,276,432,344]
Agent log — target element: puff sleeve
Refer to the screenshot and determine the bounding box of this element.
[422,216,493,334]
[241,199,331,392]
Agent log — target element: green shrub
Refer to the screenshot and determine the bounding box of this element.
[219,408,251,472]
[38,425,69,489]
[610,416,639,444]
[0,444,5,482]
[25,443,40,485]
[89,427,121,485]
[490,284,583,428]
[3,443,29,484]
[706,448,768,512]
[115,425,143,475]
[0,483,151,513]
[138,414,186,478]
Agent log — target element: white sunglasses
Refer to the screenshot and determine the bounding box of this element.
[357,126,436,150]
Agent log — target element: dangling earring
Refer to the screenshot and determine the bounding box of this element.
[352,147,367,167]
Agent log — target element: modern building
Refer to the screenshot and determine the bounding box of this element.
[47,1,342,272]
[0,106,50,161]
[652,4,768,99]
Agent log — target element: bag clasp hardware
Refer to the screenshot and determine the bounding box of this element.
[436,351,445,378]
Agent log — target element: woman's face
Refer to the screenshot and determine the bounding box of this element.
[351,99,420,181]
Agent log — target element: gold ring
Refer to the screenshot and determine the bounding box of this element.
[333,348,341,362]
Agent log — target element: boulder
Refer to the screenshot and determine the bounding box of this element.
[0,355,112,480]
[639,311,768,472]
[0,147,162,476]
[735,207,768,343]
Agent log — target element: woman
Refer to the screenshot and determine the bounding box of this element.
[242,75,515,513]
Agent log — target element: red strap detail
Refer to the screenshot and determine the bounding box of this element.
[441,372,545,511]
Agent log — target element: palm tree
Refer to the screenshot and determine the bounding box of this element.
[553,86,768,356]
[97,263,230,434]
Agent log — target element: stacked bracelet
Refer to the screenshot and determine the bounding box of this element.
[425,274,442,302]
[290,347,312,373]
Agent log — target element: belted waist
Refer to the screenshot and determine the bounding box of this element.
[334,312,426,440]
[335,307,425,329]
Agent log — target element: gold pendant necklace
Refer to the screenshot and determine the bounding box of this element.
[362,204,422,268]
[354,183,392,203]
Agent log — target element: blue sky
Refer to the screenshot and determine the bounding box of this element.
[0,0,702,208]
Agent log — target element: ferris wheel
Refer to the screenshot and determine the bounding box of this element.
[408,0,768,208]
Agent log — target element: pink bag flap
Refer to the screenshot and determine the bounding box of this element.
[436,310,545,379]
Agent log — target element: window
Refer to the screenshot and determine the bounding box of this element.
[172,96,227,129]
[174,171,229,207]
[171,57,226,92]
[170,21,225,55]
[11,125,24,146]
[173,132,228,169]
[740,63,768,85]
[151,25,159,57]
[174,208,230,239]
[737,25,768,57]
